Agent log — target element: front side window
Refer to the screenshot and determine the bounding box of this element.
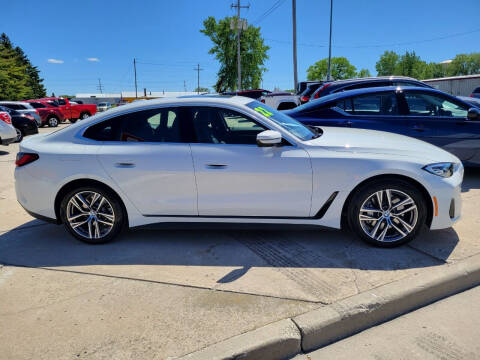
[404,92,468,117]
[57,99,67,105]
[351,93,398,115]
[29,102,46,109]
[192,107,266,144]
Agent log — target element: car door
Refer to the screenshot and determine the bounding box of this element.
[188,106,312,217]
[401,90,480,161]
[345,91,410,134]
[91,107,197,215]
[57,98,72,119]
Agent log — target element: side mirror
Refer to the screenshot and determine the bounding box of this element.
[467,107,480,121]
[256,130,282,147]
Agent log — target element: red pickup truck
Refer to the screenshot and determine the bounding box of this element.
[34,97,96,123]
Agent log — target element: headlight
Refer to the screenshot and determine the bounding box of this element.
[422,162,459,178]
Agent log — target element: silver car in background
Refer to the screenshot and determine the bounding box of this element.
[0,101,42,126]
[97,102,112,112]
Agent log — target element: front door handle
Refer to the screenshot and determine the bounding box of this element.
[343,120,353,127]
[206,164,227,169]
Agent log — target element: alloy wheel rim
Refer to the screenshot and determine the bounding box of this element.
[15,128,22,141]
[50,118,58,126]
[66,191,115,240]
[358,189,418,243]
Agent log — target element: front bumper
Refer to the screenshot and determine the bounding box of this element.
[428,168,463,230]
[1,136,16,145]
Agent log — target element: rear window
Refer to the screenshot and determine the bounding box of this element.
[474,87,480,93]
[1,103,25,110]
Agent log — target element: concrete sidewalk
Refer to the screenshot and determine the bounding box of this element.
[1,126,480,359]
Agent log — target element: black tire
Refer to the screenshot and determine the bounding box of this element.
[60,186,125,244]
[80,112,90,120]
[47,116,59,127]
[69,118,77,123]
[14,127,23,142]
[347,178,427,247]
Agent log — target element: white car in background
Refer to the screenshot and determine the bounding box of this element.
[15,96,462,247]
[97,102,112,112]
[260,92,301,110]
[0,110,17,145]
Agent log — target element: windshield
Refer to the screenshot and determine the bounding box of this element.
[246,101,317,141]
[98,103,107,106]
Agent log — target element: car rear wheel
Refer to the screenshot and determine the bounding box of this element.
[15,128,23,142]
[47,116,59,127]
[348,179,427,247]
[60,186,125,244]
[80,112,90,120]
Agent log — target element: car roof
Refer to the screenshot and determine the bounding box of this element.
[293,86,464,112]
[325,76,418,85]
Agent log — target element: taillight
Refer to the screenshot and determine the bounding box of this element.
[23,114,35,122]
[300,96,310,102]
[260,99,265,103]
[313,83,332,99]
[15,153,39,167]
[0,112,11,124]
[470,94,474,97]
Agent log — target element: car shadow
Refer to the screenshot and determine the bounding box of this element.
[0,150,9,156]
[462,167,480,192]
[0,221,458,282]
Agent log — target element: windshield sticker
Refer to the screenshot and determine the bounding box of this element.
[253,106,273,117]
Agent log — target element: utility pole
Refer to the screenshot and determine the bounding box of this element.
[133,58,138,98]
[231,0,249,91]
[194,64,203,94]
[292,0,298,91]
[327,0,333,81]
[97,78,104,94]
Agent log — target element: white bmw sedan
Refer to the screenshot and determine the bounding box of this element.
[15,96,463,247]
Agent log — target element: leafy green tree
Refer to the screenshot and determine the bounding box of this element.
[307,57,357,81]
[447,53,480,76]
[201,17,269,92]
[375,51,399,76]
[0,33,46,100]
[393,51,428,79]
[357,68,371,78]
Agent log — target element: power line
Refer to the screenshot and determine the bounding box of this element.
[252,0,286,25]
[265,27,480,49]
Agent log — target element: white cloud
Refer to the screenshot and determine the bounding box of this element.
[87,57,100,62]
[47,58,64,64]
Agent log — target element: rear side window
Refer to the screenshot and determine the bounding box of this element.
[57,99,67,105]
[351,93,398,115]
[84,119,122,141]
[335,99,353,113]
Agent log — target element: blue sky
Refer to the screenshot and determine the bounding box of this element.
[2,0,479,95]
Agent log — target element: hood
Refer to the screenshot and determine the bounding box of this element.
[304,127,459,163]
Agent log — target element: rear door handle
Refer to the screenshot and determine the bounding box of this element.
[206,164,227,169]
[115,162,135,168]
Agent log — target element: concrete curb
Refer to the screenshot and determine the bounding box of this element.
[179,253,480,359]
[178,319,301,360]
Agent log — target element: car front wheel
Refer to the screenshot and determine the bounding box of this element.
[348,179,427,247]
[60,186,125,244]
[47,116,59,127]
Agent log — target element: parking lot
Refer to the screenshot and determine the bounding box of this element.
[1,124,480,359]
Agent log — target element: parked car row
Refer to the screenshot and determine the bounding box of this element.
[0,105,38,143]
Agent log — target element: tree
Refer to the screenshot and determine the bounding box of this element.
[447,53,480,76]
[201,16,269,92]
[307,57,357,81]
[0,33,46,100]
[194,87,210,93]
[393,51,428,79]
[357,68,371,78]
[375,51,399,76]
